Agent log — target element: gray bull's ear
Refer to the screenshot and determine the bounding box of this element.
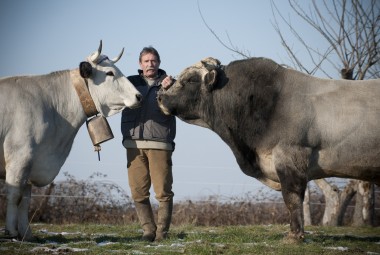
[204,69,217,92]
[79,61,93,78]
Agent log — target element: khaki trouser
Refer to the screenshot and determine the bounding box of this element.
[127,148,174,202]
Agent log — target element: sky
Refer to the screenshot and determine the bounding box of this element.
[0,0,328,201]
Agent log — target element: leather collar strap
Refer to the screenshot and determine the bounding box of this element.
[70,69,99,117]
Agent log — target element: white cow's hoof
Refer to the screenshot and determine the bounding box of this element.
[2,229,18,240]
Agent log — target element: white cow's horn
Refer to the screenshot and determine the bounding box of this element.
[111,48,124,64]
[90,40,103,63]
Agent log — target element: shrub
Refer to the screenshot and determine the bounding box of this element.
[0,174,378,226]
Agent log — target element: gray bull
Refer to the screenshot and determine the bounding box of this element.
[158,57,380,240]
[0,41,142,240]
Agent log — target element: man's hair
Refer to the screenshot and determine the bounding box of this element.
[139,46,161,63]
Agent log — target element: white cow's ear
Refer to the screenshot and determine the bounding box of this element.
[204,70,217,92]
[79,62,93,78]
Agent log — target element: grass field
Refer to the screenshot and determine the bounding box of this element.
[1,223,379,254]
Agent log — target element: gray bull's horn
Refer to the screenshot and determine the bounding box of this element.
[201,57,221,71]
[90,40,103,63]
[110,48,124,64]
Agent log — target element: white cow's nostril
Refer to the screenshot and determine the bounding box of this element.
[136,94,142,102]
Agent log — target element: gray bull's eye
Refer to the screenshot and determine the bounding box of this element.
[187,76,201,84]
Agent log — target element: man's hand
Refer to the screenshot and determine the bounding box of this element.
[161,75,174,89]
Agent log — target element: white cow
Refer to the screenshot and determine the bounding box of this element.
[0,41,142,240]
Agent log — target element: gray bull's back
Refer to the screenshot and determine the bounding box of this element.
[270,71,380,181]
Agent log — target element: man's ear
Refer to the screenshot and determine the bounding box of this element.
[79,61,92,78]
[204,70,217,92]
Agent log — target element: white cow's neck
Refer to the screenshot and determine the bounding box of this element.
[70,69,98,118]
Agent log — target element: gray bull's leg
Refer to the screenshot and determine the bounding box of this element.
[281,187,306,239]
[277,171,307,240]
[274,147,308,240]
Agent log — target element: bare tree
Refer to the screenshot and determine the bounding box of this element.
[198,0,379,226]
[271,0,379,80]
[303,185,312,226]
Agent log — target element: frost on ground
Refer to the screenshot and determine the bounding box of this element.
[39,229,82,236]
[0,226,379,254]
[31,246,89,253]
[325,246,349,251]
[97,241,118,246]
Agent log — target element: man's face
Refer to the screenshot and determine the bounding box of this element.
[139,53,160,79]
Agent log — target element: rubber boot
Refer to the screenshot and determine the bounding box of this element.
[134,200,157,242]
[155,200,173,242]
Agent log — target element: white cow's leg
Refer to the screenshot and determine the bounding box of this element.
[18,183,32,240]
[5,182,22,238]
[5,162,31,239]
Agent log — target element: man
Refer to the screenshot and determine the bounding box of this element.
[121,46,175,242]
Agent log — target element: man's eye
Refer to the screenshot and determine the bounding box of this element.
[106,71,114,76]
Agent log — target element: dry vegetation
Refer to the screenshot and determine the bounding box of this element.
[0,172,378,227]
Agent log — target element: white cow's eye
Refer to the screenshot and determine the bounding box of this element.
[106,71,114,76]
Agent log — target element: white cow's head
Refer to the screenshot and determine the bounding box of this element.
[79,40,142,117]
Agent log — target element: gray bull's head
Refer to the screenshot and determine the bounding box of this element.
[157,57,220,128]
[79,40,142,117]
